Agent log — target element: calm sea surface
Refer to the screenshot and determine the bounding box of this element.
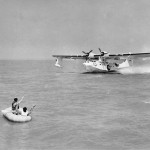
[1,60,150,150]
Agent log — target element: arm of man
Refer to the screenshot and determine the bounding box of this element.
[17,96,24,104]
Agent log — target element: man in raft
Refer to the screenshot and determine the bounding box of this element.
[21,106,36,116]
[12,98,19,111]
[21,107,31,116]
[14,105,36,116]
[12,97,24,114]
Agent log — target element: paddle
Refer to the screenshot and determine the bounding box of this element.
[28,105,36,116]
[17,96,24,104]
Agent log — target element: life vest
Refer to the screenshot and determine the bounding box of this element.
[12,102,19,110]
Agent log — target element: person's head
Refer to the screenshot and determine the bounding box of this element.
[14,98,18,102]
[23,107,27,112]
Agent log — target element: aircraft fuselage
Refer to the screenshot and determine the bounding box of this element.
[83,58,130,73]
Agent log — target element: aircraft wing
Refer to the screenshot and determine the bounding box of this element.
[53,52,150,65]
[52,54,107,60]
[104,52,150,64]
[108,52,150,59]
[52,55,86,59]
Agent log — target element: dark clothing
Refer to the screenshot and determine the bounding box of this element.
[12,101,19,110]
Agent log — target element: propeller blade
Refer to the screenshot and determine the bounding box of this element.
[98,48,105,56]
[82,50,93,55]
[89,50,93,53]
[82,51,88,54]
[98,48,102,52]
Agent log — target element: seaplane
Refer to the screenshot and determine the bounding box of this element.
[52,48,150,73]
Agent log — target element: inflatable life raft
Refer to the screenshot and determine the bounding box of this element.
[1,107,31,122]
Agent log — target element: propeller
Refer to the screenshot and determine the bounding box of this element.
[82,48,106,59]
[98,48,105,56]
[82,50,93,60]
[82,50,93,56]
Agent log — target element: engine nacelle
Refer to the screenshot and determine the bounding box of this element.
[88,52,96,58]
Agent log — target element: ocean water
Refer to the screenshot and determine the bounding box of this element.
[1,60,150,150]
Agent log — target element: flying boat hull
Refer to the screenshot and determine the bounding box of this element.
[83,64,118,73]
[83,59,130,73]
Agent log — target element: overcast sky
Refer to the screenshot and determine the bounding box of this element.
[0,0,150,59]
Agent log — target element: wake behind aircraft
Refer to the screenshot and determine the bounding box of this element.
[52,48,150,73]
